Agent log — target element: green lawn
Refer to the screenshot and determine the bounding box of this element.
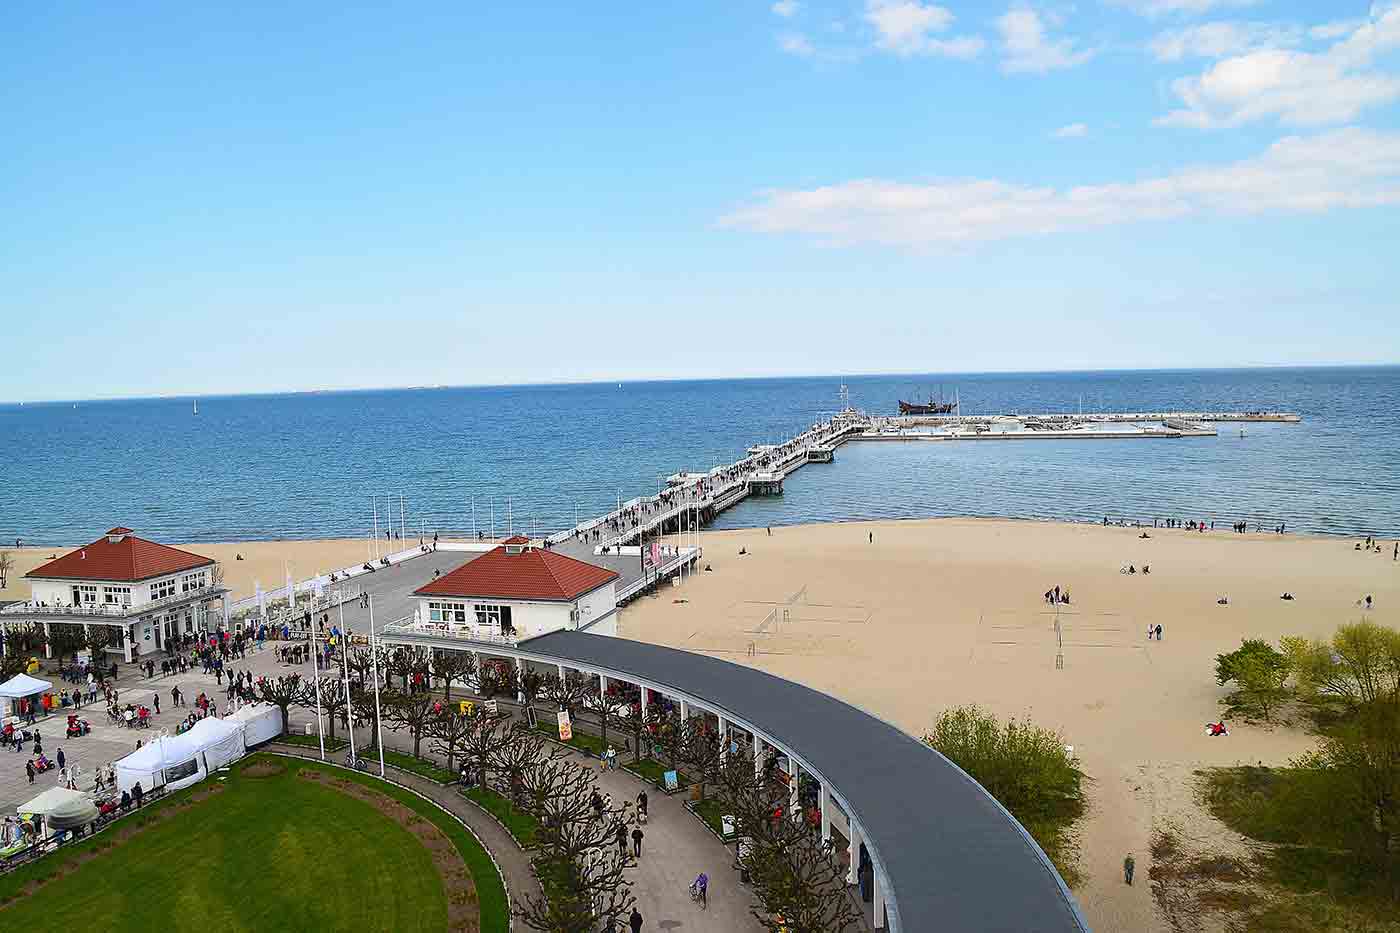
[278,732,349,752]
[462,784,540,849]
[0,755,509,933]
[689,796,733,839]
[533,721,607,757]
[623,757,689,791]
[378,748,458,784]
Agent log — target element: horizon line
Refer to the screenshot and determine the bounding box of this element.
[2,360,1396,407]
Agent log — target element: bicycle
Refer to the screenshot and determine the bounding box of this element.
[344,753,371,772]
[689,874,708,909]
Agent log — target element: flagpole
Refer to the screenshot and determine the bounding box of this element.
[369,596,386,777]
[310,612,324,761]
[339,600,357,766]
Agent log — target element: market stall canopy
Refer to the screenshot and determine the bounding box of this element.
[227,703,282,746]
[17,786,93,826]
[0,673,53,698]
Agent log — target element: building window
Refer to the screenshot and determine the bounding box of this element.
[77,585,98,605]
[428,601,467,624]
[181,571,207,593]
[103,586,131,606]
[151,578,176,600]
[474,604,514,634]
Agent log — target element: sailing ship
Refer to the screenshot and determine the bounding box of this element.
[898,388,958,416]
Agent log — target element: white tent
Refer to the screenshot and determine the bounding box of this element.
[228,702,283,746]
[0,673,52,698]
[114,733,205,793]
[186,717,247,771]
[17,786,99,833]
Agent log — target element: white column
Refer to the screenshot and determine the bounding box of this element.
[754,734,765,779]
[43,623,52,659]
[846,821,861,884]
[557,663,566,681]
[122,625,133,664]
[873,865,887,929]
[599,674,609,696]
[679,698,689,722]
[640,684,649,718]
[789,758,801,822]
[515,656,525,703]
[820,782,831,843]
[718,716,729,760]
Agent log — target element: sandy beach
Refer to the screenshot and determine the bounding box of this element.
[616,518,1398,932]
[4,518,1397,928]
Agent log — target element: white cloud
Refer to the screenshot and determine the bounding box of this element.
[772,0,800,17]
[778,32,816,55]
[719,127,1400,246]
[1310,19,1363,40]
[865,0,986,58]
[1111,0,1262,17]
[1053,122,1089,137]
[1157,3,1400,127]
[996,6,1095,73]
[1148,21,1302,61]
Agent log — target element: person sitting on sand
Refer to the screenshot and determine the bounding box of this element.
[1208,721,1228,737]
[1280,592,1295,601]
[1128,565,1136,574]
[739,547,747,556]
[1139,532,1150,539]
[1364,594,1374,610]
[1217,596,1229,605]
[1060,591,1070,605]
[1143,565,1150,574]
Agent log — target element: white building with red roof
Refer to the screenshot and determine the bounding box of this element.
[1,527,228,663]
[404,536,619,644]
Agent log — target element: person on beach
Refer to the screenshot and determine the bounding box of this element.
[1124,854,1135,885]
[1155,624,1163,641]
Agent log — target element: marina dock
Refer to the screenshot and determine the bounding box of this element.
[538,402,1299,600]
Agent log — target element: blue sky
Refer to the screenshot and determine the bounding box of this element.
[3,1,1398,401]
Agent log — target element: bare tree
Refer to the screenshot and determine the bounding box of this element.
[460,705,514,789]
[494,721,551,805]
[581,684,628,757]
[541,670,594,721]
[304,674,350,742]
[351,688,386,751]
[0,551,14,590]
[431,648,475,700]
[428,704,475,773]
[254,673,307,736]
[515,748,636,932]
[346,644,387,693]
[712,750,859,933]
[383,687,439,758]
[478,658,519,701]
[386,646,427,692]
[681,716,725,799]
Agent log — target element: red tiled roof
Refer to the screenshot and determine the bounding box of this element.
[26,530,214,583]
[415,545,618,602]
[502,535,530,545]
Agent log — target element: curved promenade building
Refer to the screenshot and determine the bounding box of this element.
[384,621,1090,930]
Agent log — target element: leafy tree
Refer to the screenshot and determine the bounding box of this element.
[1287,621,1400,710]
[254,674,307,736]
[923,705,1084,882]
[383,687,439,758]
[1216,638,1292,721]
[1299,699,1400,861]
[431,648,475,700]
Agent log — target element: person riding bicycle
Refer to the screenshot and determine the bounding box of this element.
[690,872,708,907]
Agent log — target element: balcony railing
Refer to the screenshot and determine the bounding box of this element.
[379,618,519,647]
[0,585,227,620]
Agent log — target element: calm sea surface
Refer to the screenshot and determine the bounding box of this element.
[1,368,1396,544]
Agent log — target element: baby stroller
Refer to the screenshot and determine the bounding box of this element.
[66,714,90,738]
[33,754,52,773]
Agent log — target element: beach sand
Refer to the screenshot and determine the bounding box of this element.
[616,518,1399,932]
[4,518,1397,928]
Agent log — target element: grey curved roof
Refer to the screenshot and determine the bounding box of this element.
[521,630,1088,932]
